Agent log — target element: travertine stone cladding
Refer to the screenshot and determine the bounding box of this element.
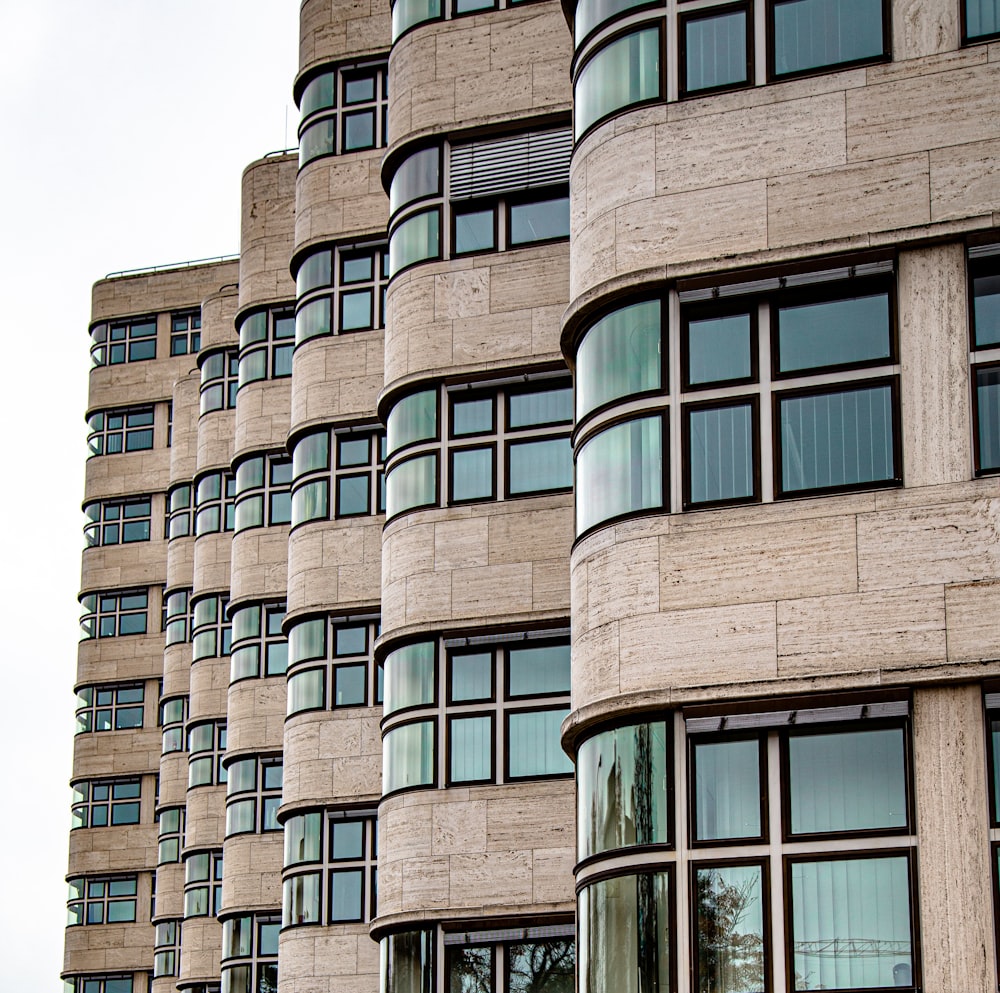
[189,656,230,723]
[197,410,236,474]
[279,924,379,993]
[290,332,384,429]
[566,481,1000,731]
[294,151,387,252]
[67,810,157,876]
[81,538,168,594]
[77,637,164,687]
[84,448,170,507]
[381,495,572,635]
[192,533,233,597]
[376,781,575,920]
[220,834,282,912]
[230,527,292,602]
[234,380,292,455]
[569,56,1000,299]
[153,862,184,919]
[63,914,153,974]
[893,0,959,59]
[239,155,297,312]
[286,520,382,615]
[170,374,201,482]
[165,536,195,592]
[912,684,996,991]
[281,709,382,807]
[177,917,222,986]
[298,0,390,77]
[92,262,239,324]
[157,750,188,807]
[225,680,287,753]
[184,785,226,850]
[383,247,568,388]
[386,1,571,143]
[201,285,240,351]
[72,727,160,782]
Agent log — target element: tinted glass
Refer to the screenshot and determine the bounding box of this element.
[974,270,1000,346]
[692,737,762,840]
[392,0,443,41]
[389,209,440,275]
[978,367,1000,471]
[383,641,436,714]
[454,208,495,254]
[967,0,1000,37]
[508,644,570,696]
[684,7,749,92]
[509,438,573,494]
[576,0,651,40]
[773,0,884,76]
[449,652,492,701]
[686,311,752,386]
[508,709,572,777]
[451,447,493,501]
[383,721,435,793]
[330,869,364,921]
[387,390,437,454]
[450,715,492,782]
[509,196,570,245]
[389,148,440,214]
[509,940,575,993]
[386,454,438,517]
[687,402,755,504]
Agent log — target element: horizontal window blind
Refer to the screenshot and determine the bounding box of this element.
[449,129,573,201]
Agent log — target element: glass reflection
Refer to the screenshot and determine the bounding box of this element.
[695,864,766,993]
[777,292,890,373]
[693,738,762,841]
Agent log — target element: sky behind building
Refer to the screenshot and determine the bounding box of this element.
[0,4,299,987]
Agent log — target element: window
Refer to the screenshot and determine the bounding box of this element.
[184,850,224,918]
[167,485,193,538]
[291,427,386,525]
[160,696,187,754]
[170,310,201,355]
[188,721,228,788]
[67,875,138,925]
[390,0,537,40]
[221,914,280,993]
[680,3,752,96]
[64,977,134,993]
[225,755,283,836]
[164,590,192,646]
[381,632,573,797]
[282,811,378,927]
[384,379,573,520]
[153,919,181,978]
[297,60,388,167]
[573,262,901,536]
[387,130,572,276]
[194,472,236,535]
[200,349,239,413]
[971,249,1000,475]
[294,242,389,345]
[83,497,153,546]
[192,595,232,661]
[75,685,145,733]
[230,603,288,681]
[234,454,293,532]
[445,929,575,993]
[158,807,185,864]
[381,931,434,993]
[87,407,155,457]
[237,306,295,388]
[90,316,157,366]
[71,779,141,829]
[575,701,918,993]
[964,0,1000,40]
[286,615,382,715]
[80,589,149,639]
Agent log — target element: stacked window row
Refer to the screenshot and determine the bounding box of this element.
[283,812,377,927]
[384,379,573,520]
[75,685,145,733]
[188,721,228,789]
[387,132,571,277]
[221,914,280,993]
[575,706,917,992]
[230,602,287,681]
[192,595,232,661]
[200,348,239,413]
[88,310,200,365]
[286,616,382,714]
[225,755,282,836]
[234,453,292,531]
[972,251,1000,474]
[291,426,386,525]
[184,850,223,918]
[391,0,539,41]
[84,497,153,546]
[237,306,294,387]
[157,807,184,864]
[153,919,181,978]
[194,471,237,535]
[71,779,141,828]
[381,634,573,796]
[87,407,155,456]
[67,875,139,925]
[160,696,187,754]
[80,590,150,639]
[572,267,905,536]
[298,60,388,167]
[64,977,134,993]
[294,242,389,344]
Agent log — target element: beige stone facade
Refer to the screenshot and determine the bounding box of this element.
[64,0,999,992]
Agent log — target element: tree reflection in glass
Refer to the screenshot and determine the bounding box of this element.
[695,865,766,993]
[508,939,575,993]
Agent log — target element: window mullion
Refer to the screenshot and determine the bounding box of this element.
[668,290,683,512]
[674,711,691,993]
[767,732,787,993]
[758,300,774,503]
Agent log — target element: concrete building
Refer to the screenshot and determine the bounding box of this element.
[63,0,1000,991]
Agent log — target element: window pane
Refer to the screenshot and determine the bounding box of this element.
[450,715,492,782]
[389,147,441,214]
[508,709,572,778]
[288,669,325,715]
[454,208,495,254]
[283,873,321,926]
[330,869,364,921]
[686,311,752,386]
[576,300,662,420]
[575,27,661,139]
[788,727,907,834]
[383,721,435,793]
[694,864,766,993]
[450,652,492,702]
[509,940,575,993]
[293,480,329,524]
[382,930,435,993]
[684,8,748,93]
[508,644,570,696]
[966,0,1000,37]
[342,289,373,331]
[575,0,650,41]
[299,118,335,166]
[296,249,332,295]
[452,397,493,436]
[577,416,663,534]
[509,438,573,494]
[336,474,370,517]
[451,447,493,501]
[335,625,368,655]
[296,297,331,344]
[384,642,436,714]
[779,384,895,493]
[334,664,366,706]
[973,270,1000,346]
[790,855,912,989]
[777,292,890,373]
[343,110,376,151]
[332,820,365,859]
[773,0,884,76]
[386,454,438,517]
[285,812,322,865]
[389,209,440,276]
[509,196,570,245]
[448,946,492,993]
[687,402,755,505]
[577,722,669,859]
[976,367,1000,472]
[693,738,762,841]
[387,390,437,454]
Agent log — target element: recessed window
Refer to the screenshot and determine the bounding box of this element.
[170,310,201,355]
[65,978,134,993]
[90,316,157,366]
[83,497,153,546]
[446,934,575,992]
[680,3,751,96]
[87,407,155,457]
[158,807,184,864]
[234,454,293,532]
[230,602,287,681]
[192,595,232,661]
[153,919,181,978]
[160,696,187,755]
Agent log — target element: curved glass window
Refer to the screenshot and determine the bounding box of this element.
[575,27,661,140]
[287,669,325,715]
[84,497,152,547]
[233,453,292,532]
[200,348,239,413]
[383,720,435,794]
[229,603,287,681]
[383,641,436,715]
[381,930,434,993]
[578,872,671,993]
[167,485,193,539]
[90,315,157,367]
[389,209,441,276]
[385,454,438,518]
[772,0,886,78]
[237,307,294,388]
[575,0,652,42]
[283,873,321,927]
[390,148,441,215]
[195,471,236,535]
[576,299,662,420]
[87,407,155,457]
[576,415,664,535]
[284,813,322,865]
[577,721,670,860]
[392,0,443,39]
[387,390,438,455]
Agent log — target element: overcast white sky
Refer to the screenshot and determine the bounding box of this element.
[0,2,300,987]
